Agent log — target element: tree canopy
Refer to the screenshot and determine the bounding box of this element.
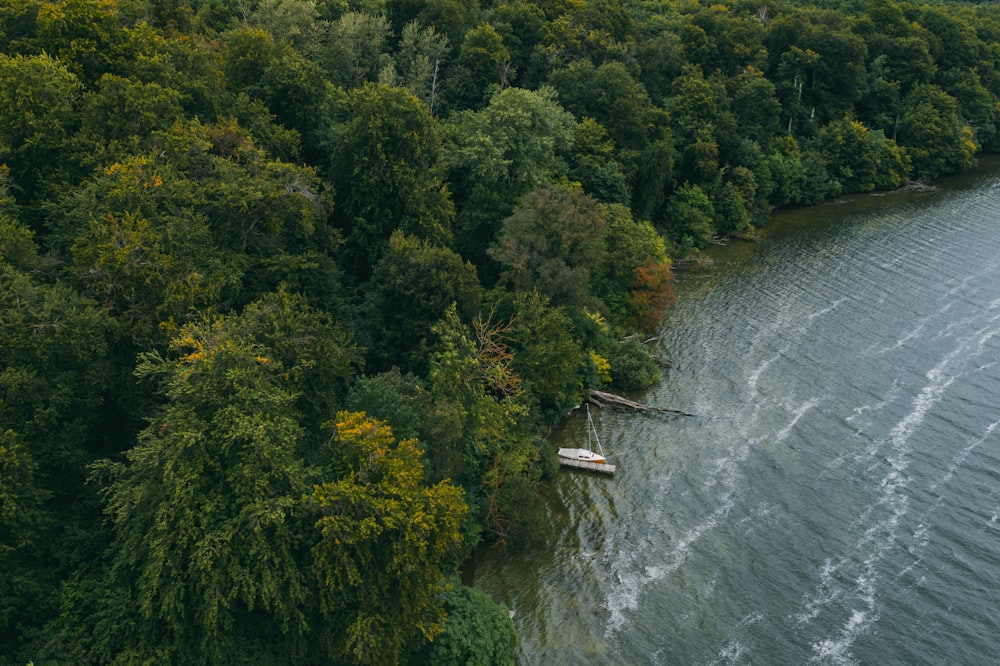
[2,0,999,659]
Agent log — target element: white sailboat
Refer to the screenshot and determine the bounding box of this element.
[558,404,607,464]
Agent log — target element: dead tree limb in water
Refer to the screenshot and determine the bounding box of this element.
[587,390,695,417]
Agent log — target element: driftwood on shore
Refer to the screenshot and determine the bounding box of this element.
[587,389,695,417]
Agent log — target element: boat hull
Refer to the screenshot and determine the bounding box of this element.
[557,447,607,464]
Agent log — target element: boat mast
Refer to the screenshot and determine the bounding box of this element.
[586,404,606,457]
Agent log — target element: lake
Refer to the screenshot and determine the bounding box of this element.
[468,158,1000,665]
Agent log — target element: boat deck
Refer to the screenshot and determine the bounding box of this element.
[558,457,616,475]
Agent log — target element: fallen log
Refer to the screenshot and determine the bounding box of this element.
[587,389,695,417]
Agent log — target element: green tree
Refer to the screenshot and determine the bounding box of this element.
[731,66,782,147]
[67,206,227,346]
[74,73,185,169]
[364,231,483,375]
[251,0,323,53]
[442,86,575,265]
[0,428,47,654]
[665,66,738,184]
[549,60,655,154]
[0,52,82,203]
[897,83,976,177]
[31,0,129,83]
[94,313,314,663]
[815,117,908,193]
[425,304,543,541]
[765,135,807,207]
[665,182,715,252]
[387,0,477,49]
[774,43,821,137]
[490,184,607,311]
[319,12,393,88]
[327,83,453,279]
[913,5,982,72]
[938,67,1000,152]
[455,22,513,104]
[487,0,549,89]
[594,203,674,332]
[857,54,902,138]
[863,33,935,94]
[0,172,38,270]
[308,411,468,664]
[423,581,516,666]
[223,24,331,154]
[499,290,586,422]
[546,59,675,219]
[538,0,634,64]
[606,335,659,391]
[567,117,630,205]
[0,265,115,652]
[346,368,431,442]
[238,287,364,449]
[54,119,335,333]
[395,20,450,115]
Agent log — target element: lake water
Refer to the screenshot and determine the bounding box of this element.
[468,159,1000,665]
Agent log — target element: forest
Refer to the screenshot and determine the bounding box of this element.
[1,0,998,661]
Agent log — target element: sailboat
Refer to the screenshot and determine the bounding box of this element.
[558,404,607,464]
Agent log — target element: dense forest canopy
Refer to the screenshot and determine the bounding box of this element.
[1,0,998,661]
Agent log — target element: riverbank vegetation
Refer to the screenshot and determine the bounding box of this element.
[2,0,999,661]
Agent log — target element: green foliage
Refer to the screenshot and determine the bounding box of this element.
[95,312,314,663]
[426,304,543,542]
[490,184,608,311]
[547,59,675,219]
[898,83,977,177]
[594,203,675,332]
[395,21,451,114]
[319,12,393,88]
[499,290,587,422]
[347,368,431,441]
[51,119,335,344]
[731,67,782,147]
[422,581,516,666]
[0,176,38,269]
[0,52,82,200]
[815,117,908,192]
[74,73,185,167]
[443,85,575,265]
[456,22,513,101]
[327,83,453,278]
[387,0,476,49]
[3,0,1000,655]
[0,429,47,645]
[237,287,364,448]
[0,268,114,484]
[251,0,323,53]
[0,264,115,653]
[607,336,660,391]
[309,411,468,665]
[365,231,483,375]
[91,306,424,664]
[665,182,715,252]
[33,0,134,78]
[765,135,807,208]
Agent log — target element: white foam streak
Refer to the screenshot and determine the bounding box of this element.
[797,302,1000,662]
[810,610,865,666]
[807,297,848,323]
[877,321,926,354]
[604,492,734,634]
[776,398,820,442]
[931,419,1000,492]
[801,328,972,660]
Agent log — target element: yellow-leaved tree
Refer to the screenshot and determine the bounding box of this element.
[308,411,468,664]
